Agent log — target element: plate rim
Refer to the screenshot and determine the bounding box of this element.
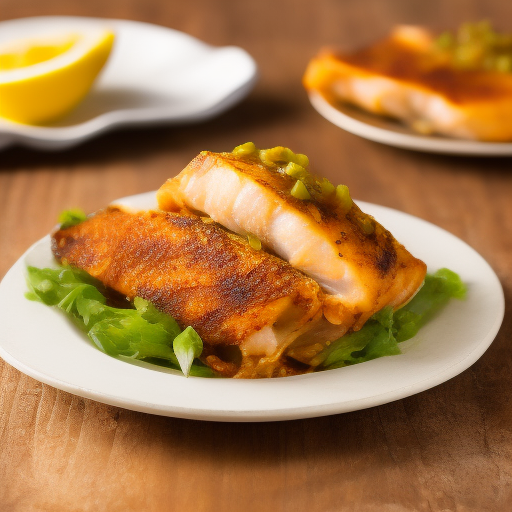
[309,90,512,156]
[0,193,505,422]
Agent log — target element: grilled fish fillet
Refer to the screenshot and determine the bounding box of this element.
[303,26,512,141]
[52,206,326,378]
[157,150,427,338]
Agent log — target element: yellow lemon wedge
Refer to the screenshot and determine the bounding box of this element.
[0,29,114,124]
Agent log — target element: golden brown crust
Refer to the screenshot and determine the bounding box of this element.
[51,207,323,349]
[159,151,426,319]
[305,36,512,105]
[303,26,512,141]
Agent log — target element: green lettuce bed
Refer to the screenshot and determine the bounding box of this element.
[25,265,465,378]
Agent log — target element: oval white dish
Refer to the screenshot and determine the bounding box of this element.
[0,191,504,422]
[309,91,512,156]
[0,17,258,151]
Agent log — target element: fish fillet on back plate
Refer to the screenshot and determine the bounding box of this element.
[52,206,325,378]
[157,146,427,361]
[303,25,512,141]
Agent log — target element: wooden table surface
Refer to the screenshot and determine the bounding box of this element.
[1,1,511,510]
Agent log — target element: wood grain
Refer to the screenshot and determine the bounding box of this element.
[1,0,512,510]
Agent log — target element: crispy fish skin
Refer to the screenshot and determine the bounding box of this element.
[157,151,427,331]
[52,207,324,377]
[303,26,512,141]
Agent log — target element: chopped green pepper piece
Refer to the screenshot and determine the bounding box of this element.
[318,178,335,197]
[233,142,257,156]
[291,180,311,200]
[435,31,454,49]
[259,146,309,168]
[247,233,262,250]
[496,55,512,72]
[260,146,296,166]
[358,216,375,235]
[433,20,512,73]
[335,184,353,211]
[293,153,309,168]
[285,162,308,180]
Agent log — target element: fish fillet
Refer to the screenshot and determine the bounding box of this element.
[52,206,327,378]
[303,26,512,141]
[157,149,427,339]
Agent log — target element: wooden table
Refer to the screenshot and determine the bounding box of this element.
[1,1,511,510]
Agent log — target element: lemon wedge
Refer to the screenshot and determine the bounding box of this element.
[0,29,114,124]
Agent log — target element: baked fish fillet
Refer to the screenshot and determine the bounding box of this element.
[303,26,512,141]
[52,206,325,378]
[157,148,427,337]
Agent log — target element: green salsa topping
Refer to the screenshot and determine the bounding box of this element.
[290,179,312,200]
[335,184,353,212]
[232,141,257,156]
[434,20,512,72]
[247,233,262,250]
[232,143,352,208]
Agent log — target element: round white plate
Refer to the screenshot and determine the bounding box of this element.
[0,192,504,422]
[0,17,258,151]
[309,91,512,156]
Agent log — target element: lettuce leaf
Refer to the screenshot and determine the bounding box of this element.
[318,268,466,371]
[26,265,466,378]
[173,326,204,377]
[58,209,88,230]
[26,266,215,377]
[393,268,466,343]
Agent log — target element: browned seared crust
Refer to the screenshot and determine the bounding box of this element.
[304,35,512,105]
[335,39,512,104]
[159,152,427,323]
[160,152,406,280]
[303,28,512,141]
[51,207,323,349]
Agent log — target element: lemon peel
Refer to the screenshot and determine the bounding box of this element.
[0,28,114,125]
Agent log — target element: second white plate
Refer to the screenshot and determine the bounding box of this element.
[0,192,505,421]
[0,17,258,151]
[309,91,512,156]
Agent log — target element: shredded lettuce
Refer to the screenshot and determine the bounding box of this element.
[25,266,215,378]
[318,268,466,371]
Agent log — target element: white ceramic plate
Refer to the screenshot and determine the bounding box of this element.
[309,91,512,156]
[0,17,258,151]
[0,191,504,422]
